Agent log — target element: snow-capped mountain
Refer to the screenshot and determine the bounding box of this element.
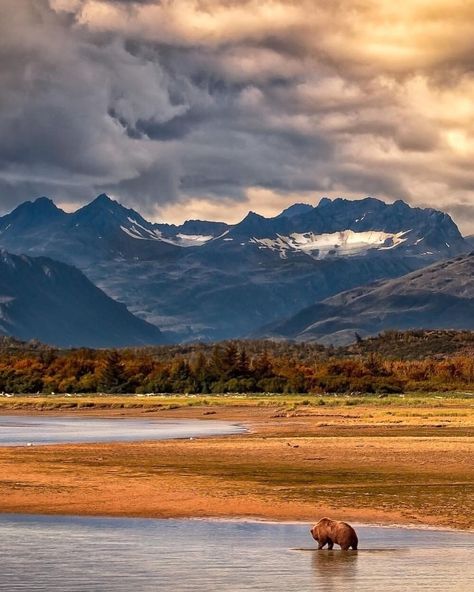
[0,194,464,265]
[72,193,163,240]
[0,194,469,342]
[208,197,465,259]
[0,194,231,264]
[0,250,164,347]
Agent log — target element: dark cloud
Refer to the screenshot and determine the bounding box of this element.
[102,159,181,212]
[0,0,473,231]
[135,108,207,141]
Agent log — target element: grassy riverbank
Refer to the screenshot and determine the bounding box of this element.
[1,390,473,410]
[0,393,472,529]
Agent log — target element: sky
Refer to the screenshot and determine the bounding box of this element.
[1,1,474,233]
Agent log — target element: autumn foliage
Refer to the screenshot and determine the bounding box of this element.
[0,331,472,394]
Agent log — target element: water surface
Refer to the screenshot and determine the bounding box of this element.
[0,515,472,591]
[0,416,244,446]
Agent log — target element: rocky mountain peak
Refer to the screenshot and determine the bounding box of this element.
[276,203,314,219]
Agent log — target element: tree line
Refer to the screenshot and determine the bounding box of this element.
[0,337,473,394]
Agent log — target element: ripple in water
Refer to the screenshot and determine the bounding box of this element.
[0,515,473,591]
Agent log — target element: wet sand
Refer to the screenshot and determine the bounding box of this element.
[0,400,472,529]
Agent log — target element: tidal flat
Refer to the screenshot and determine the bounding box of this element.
[0,393,472,530]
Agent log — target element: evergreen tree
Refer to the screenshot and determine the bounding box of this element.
[98,351,126,393]
[252,351,273,379]
[236,348,250,377]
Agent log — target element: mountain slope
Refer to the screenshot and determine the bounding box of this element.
[0,251,164,347]
[260,252,474,345]
[85,247,428,340]
[0,197,68,258]
[154,220,229,247]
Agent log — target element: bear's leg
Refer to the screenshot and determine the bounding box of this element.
[318,537,328,550]
[340,544,350,551]
[327,539,334,550]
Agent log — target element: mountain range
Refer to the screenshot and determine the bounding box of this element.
[0,193,471,345]
[0,194,465,265]
[208,196,464,260]
[0,251,164,347]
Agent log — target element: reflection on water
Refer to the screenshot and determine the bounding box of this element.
[0,515,473,591]
[311,551,359,590]
[0,416,245,445]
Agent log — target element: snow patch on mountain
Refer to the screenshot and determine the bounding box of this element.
[174,233,214,246]
[251,230,410,259]
[120,225,160,240]
[120,217,162,239]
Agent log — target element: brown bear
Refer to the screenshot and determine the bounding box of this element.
[310,518,358,550]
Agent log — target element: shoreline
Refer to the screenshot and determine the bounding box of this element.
[0,399,472,531]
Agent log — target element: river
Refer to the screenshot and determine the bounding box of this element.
[0,415,245,445]
[1,515,472,591]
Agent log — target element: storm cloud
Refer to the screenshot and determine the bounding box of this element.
[1,1,474,233]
